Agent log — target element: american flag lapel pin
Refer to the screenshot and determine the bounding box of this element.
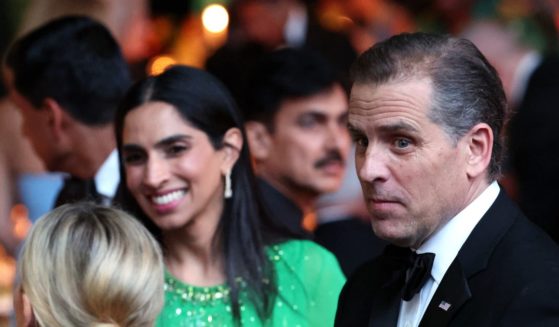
[438,301,452,311]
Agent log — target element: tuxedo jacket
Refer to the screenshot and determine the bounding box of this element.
[335,191,559,326]
[508,56,559,243]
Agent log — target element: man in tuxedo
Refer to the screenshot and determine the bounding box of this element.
[335,32,559,326]
[4,16,131,206]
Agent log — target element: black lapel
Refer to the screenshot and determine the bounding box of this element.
[458,191,516,277]
[419,190,518,326]
[368,280,403,327]
[419,259,471,327]
[368,245,410,326]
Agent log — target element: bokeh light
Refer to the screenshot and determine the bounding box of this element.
[148,55,177,76]
[202,4,229,33]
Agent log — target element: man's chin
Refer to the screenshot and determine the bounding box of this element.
[371,221,415,247]
[313,179,344,194]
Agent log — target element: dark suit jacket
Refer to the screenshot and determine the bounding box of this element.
[508,56,559,243]
[256,178,310,238]
[335,191,559,326]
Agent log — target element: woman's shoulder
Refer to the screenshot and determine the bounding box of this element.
[267,239,340,268]
[266,240,345,325]
[268,238,331,253]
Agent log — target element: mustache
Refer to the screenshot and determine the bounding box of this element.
[314,151,345,168]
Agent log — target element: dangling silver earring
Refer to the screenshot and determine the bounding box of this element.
[224,170,233,199]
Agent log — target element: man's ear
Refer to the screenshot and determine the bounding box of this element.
[465,122,493,179]
[14,284,35,327]
[42,97,68,141]
[221,127,243,173]
[245,121,272,161]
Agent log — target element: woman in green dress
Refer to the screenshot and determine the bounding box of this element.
[115,65,345,326]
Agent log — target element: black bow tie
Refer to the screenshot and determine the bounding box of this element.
[382,245,435,301]
[367,246,435,327]
[402,251,435,301]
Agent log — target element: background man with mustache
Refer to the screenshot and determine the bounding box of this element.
[335,32,559,326]
[243,48,350,237]
[242,48,384,274]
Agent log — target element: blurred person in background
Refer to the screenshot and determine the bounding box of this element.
[242,48,350,237]
[0,0,151,256]
[464,17,559,244]
[4,16,131,208]
[206,0,356,107]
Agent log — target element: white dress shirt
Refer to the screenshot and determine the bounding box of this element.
[397,182,500,327]
[93,149,120,204]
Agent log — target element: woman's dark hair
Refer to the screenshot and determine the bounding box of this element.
[114,65,286,321]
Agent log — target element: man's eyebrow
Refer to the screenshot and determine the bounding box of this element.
[299,110,328,119]
[347,123,362,134]
[347,121,419,137]
[377,121,419,134]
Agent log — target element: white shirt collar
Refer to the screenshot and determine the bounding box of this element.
[284,3,307,47]
[94,149,120,199]
[510,51,541,108]
[417,181,500,284]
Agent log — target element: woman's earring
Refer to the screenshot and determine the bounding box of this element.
[224,170,233,199]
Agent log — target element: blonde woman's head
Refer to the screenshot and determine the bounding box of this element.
[18,202,164,326]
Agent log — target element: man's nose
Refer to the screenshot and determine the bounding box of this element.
[356,143,391,183]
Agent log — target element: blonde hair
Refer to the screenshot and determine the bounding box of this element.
[19,202,164,326]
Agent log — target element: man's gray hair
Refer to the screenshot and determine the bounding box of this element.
[351,32,507,180]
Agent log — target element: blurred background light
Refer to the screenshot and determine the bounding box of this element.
[148,55,176,75]
[202,4,229,33]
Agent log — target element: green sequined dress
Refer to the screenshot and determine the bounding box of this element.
[157,240,346,327]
